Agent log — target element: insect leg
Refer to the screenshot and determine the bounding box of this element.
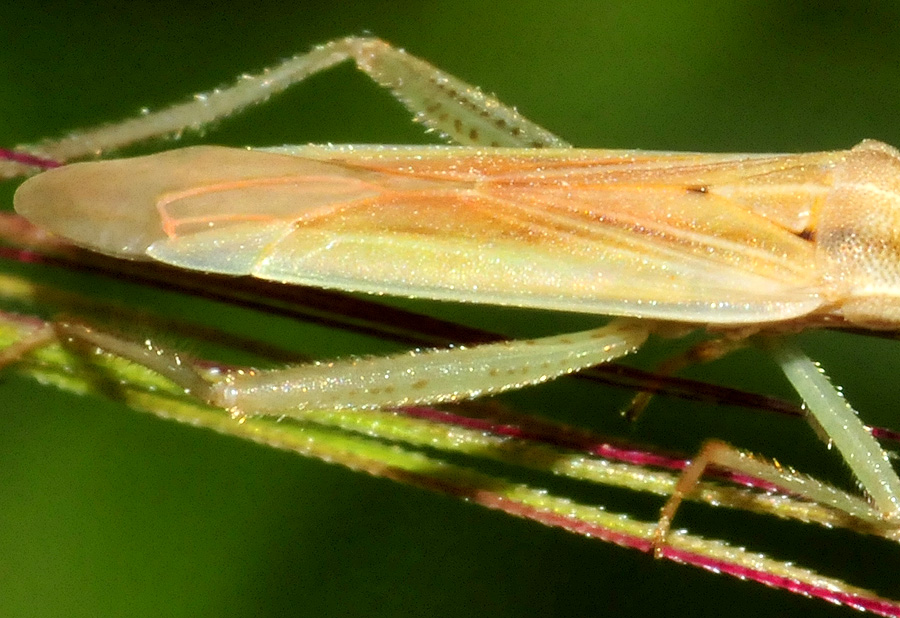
[211,319,650,417]
[624,338,747,421]
[0,322,56,370]
[766,338,900,521]
[328,37,570,148]
[652,439,887,556]
[7,37,566,178]
[55,319,650,418]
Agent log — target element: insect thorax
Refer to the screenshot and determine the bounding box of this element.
[819,139,900,328]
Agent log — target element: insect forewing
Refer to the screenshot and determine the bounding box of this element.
[15,144,841,324]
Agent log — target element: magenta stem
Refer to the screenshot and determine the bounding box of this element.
[0,148,61,169]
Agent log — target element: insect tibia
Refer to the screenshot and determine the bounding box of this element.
[766,337,900,521]
[6,36,566,177]
[623,337,746,422]
[653,439,892,553]
[55,322,214,402]
[208,319,651,417]
[337,37,567,148]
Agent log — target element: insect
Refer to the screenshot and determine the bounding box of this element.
[7,36,900,541]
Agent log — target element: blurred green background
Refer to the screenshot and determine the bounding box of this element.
[3,1,900,616]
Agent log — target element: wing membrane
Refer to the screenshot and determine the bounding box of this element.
[16,145,844,324]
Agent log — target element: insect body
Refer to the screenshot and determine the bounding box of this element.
[9,37,900,534]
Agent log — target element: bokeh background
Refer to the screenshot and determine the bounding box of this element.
[3,1,900,616]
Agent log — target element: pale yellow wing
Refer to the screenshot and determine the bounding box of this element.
[15,144,844,325]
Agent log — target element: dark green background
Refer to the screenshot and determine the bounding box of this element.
[3,1,900,616]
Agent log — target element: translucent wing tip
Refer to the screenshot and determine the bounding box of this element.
[13,151,190,259]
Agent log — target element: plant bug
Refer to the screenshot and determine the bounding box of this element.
[7,35,900,560]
